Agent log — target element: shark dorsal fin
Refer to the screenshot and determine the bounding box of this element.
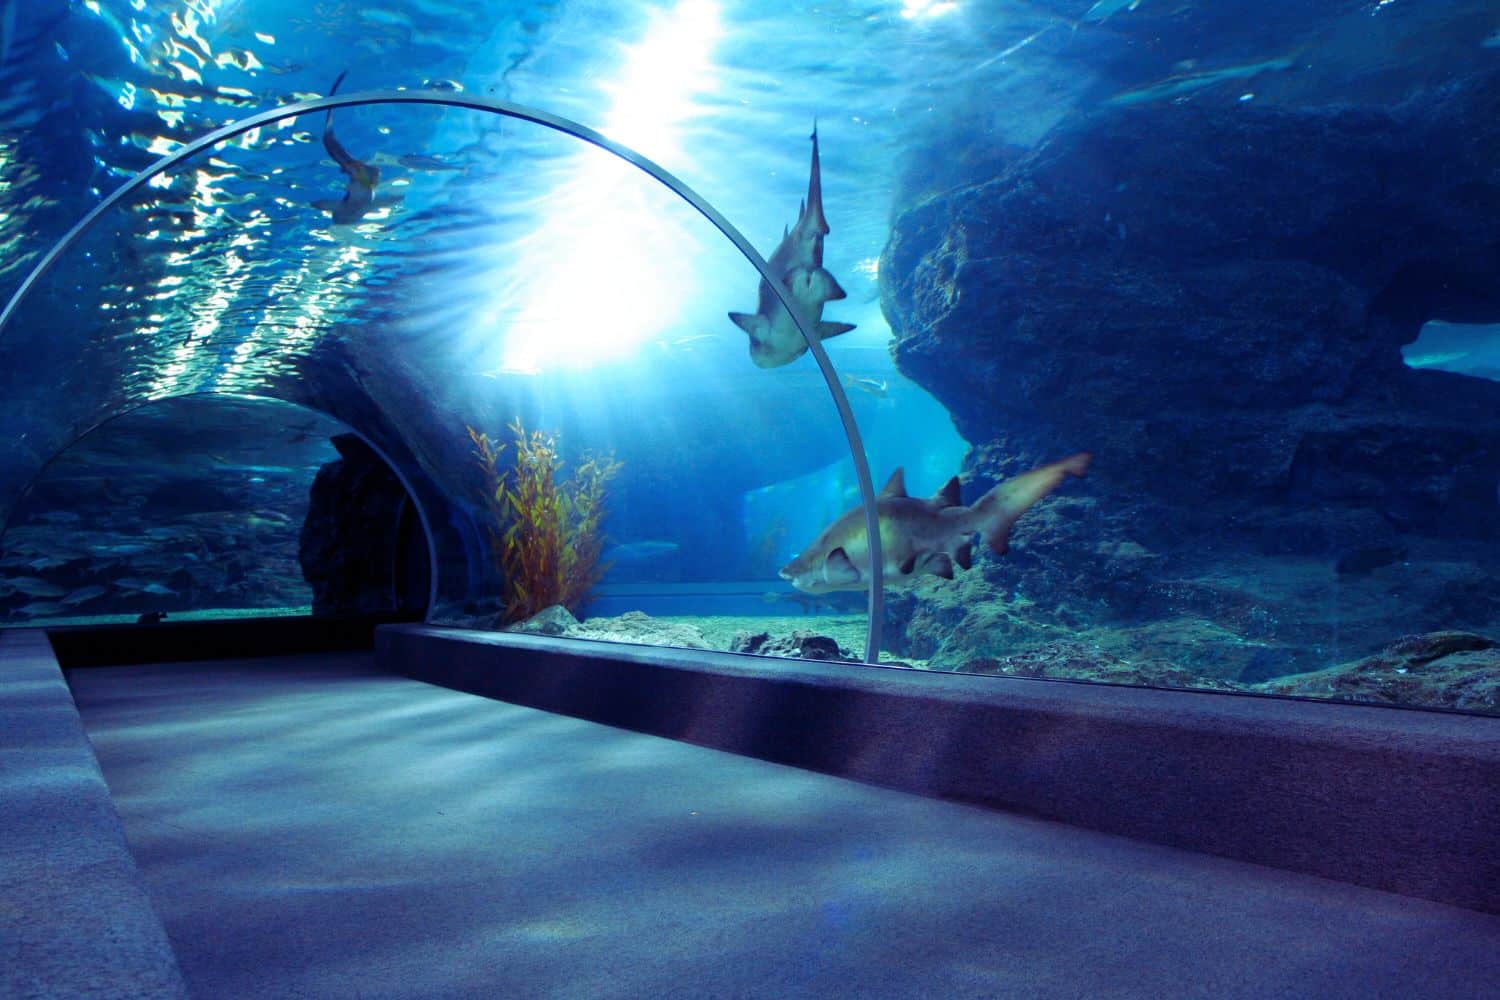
[880,468,907,498]
[933,476,961,508]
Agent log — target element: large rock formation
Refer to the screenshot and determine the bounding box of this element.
[299,433,422,617]
[879,71,1500,680]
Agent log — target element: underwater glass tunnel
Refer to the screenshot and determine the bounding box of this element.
[2,2,1500,995]
[3,20,1499,711]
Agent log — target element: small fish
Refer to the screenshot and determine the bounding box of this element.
[1484,28,1500,49]
[34,511,80,524]
[1107,51,1302,106]
[1335,545,1407,578]
[2,577,67,598]
[761,591,838,615]
[89,543,148,556]
[26,556,70,571]
[115,578,178,596]
[397,153,465,172]
[1083,0,1142,23]
[16,601,65,617]
[781,454,1091,593]
[729,124,856,368]
[61,585,108,606]
[421,78,464,92]
[602,541,680,565]
[842,373,888,399]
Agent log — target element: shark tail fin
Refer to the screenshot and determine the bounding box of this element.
[805,122,830,237]
[325,69,349,133]
[972,452,1091,555]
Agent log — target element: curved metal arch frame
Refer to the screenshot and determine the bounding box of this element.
[0,391,443,619]
[0,91,887,662]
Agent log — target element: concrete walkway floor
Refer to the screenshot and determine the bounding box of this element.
[70,653,1500,999]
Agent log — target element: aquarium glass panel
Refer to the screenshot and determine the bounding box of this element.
[3,0,1498,712]
[0,397,351,625]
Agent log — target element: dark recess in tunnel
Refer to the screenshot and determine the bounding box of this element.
[300,433,431,620]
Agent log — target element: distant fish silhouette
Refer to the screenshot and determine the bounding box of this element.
[842,373,888,399]
[1106,50,1302,106]
[1083,0,1143,23]
[1335,545,1406,578]
[398,153,465,172]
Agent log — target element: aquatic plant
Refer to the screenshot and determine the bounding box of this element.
[468,420,621,624]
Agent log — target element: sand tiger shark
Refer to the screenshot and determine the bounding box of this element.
[730,125,856,368]
[313,71,397,224]
[780,453,1092,594]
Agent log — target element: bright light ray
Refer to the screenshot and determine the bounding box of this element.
[485,0,722,373]
[901,0,960,19]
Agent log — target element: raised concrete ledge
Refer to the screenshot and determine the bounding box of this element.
[379,624,1500,914]
[0,629,187,999]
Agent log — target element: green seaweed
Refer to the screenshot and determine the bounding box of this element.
[468,419,621,624]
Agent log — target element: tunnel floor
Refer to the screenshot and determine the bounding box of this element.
[70,653,1500,999]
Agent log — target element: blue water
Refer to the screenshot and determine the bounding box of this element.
[1,1,1498,712]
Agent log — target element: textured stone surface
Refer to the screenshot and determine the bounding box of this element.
[0,630,187,998]
[878,69,1500,690]
[1262,632,1500,713]
[299,433,410,616]
[729,630,859,662]
[883,73,1500,525]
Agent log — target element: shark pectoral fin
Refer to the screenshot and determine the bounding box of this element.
[824,547,861,586]
[954,541,974,571]
[822,271,848,301]
[800,268,849,304]
[925,553,955,580]
[729,312,767,337]
[818,321,856,341]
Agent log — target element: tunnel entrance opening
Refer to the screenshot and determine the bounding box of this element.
[0,396,432,628]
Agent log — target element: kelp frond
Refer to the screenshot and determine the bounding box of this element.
[468,420,621,624]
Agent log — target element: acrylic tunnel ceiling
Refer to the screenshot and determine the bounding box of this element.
[6,0,1497,497]
[4,0,1500,640]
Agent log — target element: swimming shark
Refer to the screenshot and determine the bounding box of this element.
[729,125,856,368]
[780,453,1092,594]
[313,71,396,224]
[1105,50,1302,106]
